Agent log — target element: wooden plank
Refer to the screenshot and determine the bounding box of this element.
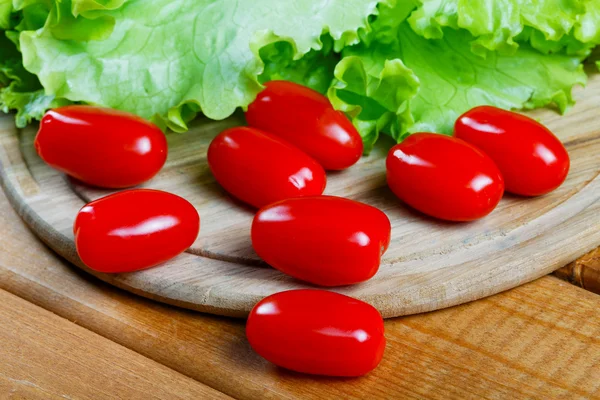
[0,288,230,400]
[1,190,600,399]
[555,247,600,294]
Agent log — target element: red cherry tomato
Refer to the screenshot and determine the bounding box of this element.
[207,127,326,208]
[246,289,385,377]
[74,189,199,273]
[252,196,391,286]
[246,81,363,170]
[455,106,570,196]
[386,133,504,221]
[35,106,167,188]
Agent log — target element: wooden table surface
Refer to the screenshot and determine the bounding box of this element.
[1,185,600,400]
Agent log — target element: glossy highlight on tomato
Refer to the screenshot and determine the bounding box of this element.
[246,81,363,170]
[207,127,326,208]
[246,289,386,377]
[35,105,167,188]
[74,189,200,273]
[386,133,504,222]
[252,196,391,286]
[455,106,570,196]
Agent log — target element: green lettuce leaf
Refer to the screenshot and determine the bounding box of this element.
[361,0,420,45]
[328,56,419,152]
[1,0,65,126]
[258,35,338,95]
[0,0,12,30]
[330,20,586,145]
[2,0,598,147]
[408,0,600,57]
[576,0,600,44]
[11,0,125,41]
[1,85,69,127]
[326,0,420,152]
[71,0,128,16]
[1,29,69,127]
[20,0,380,132]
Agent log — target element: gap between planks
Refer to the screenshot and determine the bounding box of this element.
[555,247,600,294]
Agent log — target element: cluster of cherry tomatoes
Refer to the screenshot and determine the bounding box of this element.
[210,81,392,289]
[34,80,569,378]
[388,107,570,222]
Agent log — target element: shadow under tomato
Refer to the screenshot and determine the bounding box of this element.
[272,366,363,382]
[376,185,473,228]
[224,329,367,382]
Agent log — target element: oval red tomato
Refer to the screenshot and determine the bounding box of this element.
[74,189,199,273]
[246,289,385,377]
[246,80,363,170]
[455,106,570,196]
[252,196,391,286]
[386,133,504,222]
[207,127,326,208]
[35,105,167,188]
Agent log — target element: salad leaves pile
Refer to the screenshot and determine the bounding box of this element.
[1,0,599,151]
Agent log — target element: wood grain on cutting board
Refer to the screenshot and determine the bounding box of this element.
[0,73,599,318]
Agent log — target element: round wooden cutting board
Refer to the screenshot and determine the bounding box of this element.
[1,78,599,319]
